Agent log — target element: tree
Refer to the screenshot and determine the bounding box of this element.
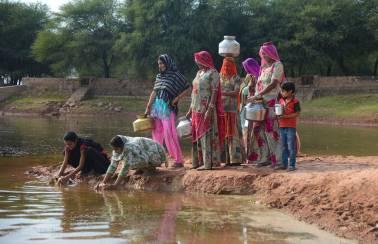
[33,0,126,78]
[0,1,50,85]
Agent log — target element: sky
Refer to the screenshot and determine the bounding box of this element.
[15,0,71,12]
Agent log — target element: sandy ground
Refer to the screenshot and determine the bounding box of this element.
[27,155,378,243]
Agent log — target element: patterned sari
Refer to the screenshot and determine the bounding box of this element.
[247,42,284,167]
[219,58,244,165]
[191,51,225,169]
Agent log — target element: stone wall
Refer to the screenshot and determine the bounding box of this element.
[0,85,26,102]
[22,77,154,96]
[88,78,153,96]
[23,78,80,92]
[22,76,378,102]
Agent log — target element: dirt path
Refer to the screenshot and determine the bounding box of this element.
[28,155,378,243]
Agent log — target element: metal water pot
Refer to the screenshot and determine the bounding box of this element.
[133,115,154,132]
[275,104,283,116]
[219,36,240,57]
[176,119,192,138]
[245,103,267,121]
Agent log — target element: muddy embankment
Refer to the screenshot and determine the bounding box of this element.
[27,155,378,243]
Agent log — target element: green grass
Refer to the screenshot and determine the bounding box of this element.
[0,91,70,110]
[302,94,378,120]
[5,90,376,122]
[77,96,191,114]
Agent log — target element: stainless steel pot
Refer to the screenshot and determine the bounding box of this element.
[245,103,267,121]
[176,119,192,138]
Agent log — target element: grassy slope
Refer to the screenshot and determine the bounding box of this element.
[0,91,70,110]
[301,94,378,121]
[2,91,377,122]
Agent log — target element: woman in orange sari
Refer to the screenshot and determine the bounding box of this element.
[219,57,244,166]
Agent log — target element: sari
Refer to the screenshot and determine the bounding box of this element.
[219,57,244,165]
[190,51,225,169]
[247,42,283,167]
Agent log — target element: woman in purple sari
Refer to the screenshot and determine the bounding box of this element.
[246,42,284,167]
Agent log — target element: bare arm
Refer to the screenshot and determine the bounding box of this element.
[222,90,239,97]
[65,150,86,179]
[145,91,156,115]
[258,79,279,97]
[57,150,69,177]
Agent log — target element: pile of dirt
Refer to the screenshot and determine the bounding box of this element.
[27,155,378,242]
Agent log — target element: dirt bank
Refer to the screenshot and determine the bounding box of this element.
[27,155,378,243]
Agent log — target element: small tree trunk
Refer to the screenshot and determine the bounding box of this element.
[374,57,378,76]
[327,64,332,76]
[102,52,111,78]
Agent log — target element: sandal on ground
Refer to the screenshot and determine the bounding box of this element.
[196,166,212,171]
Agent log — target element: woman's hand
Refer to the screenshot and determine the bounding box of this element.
[171,97,179,106]
[144,105,151,116]
[185,109,192,120]
[204,106,213,123]
[56,176,68,186]
[247,95,262,103]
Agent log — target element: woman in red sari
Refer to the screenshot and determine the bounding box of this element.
[186,51,225,170]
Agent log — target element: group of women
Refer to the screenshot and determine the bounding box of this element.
[146,41,286,170]
[55,41,286,189]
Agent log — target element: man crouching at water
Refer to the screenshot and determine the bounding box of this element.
[96,135,167,190]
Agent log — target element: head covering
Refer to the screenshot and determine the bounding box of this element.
[242,58,260,78]
[153,54,189,112]
[194,51,215,69]
[158,54,178,72]
[220,57,237,77]
[259,41,280,66]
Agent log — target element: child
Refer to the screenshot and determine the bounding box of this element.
[276,82,301,171]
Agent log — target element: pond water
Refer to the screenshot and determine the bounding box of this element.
[0,115,374,243]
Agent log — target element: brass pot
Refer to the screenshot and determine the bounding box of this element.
[133,115,154,132]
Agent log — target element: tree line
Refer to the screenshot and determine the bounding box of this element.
[1,0,377,84]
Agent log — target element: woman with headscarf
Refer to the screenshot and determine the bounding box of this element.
[219,57,244,166]
[145,54,190,168]
[246,42,284,167]
[186,51,225,170]
[240,58,260,150]
[56,131,110,185]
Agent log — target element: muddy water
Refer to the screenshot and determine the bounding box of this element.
[0,115,373,243]
[0,158,354,243]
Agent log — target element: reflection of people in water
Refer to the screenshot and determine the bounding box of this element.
[56,131,110,185]
[96,135,167,190]
[155,199,182,243]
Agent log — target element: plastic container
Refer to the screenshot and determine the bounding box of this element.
[133,115,154,132]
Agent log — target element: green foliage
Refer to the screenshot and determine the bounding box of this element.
[0,0,50,84]
[3,0,378,79]
[32,0,126,78]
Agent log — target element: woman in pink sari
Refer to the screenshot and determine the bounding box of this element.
[246,42,284,167]
[186,51,225,170]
